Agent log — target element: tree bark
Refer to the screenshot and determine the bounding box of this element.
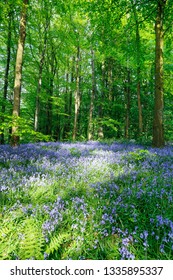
[62,59,72,140]
[97,61,105,139]
[152,0,166,147]
[124,69,131,139]
[87,49,95,140]
[132,3,143,136]
[108,58,113,102]
[66,58,75,138]
[73,46,80,141]
[45,45,57,136]
[34,18,49,132]
[55,69,61,140]
[11,0,28,146]
[0,12,12,144]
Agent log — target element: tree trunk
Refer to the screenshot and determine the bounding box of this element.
[152,0,166,147]
[45,78,53,136]
[11,0,28,146]
[62,64,70,139]
[108,58,113,102]
[97,61,105,139]
[54,69,61,140]
[124,69,131,139]
[87,49,95,140]
[66,58,75,138]
[34,19,49,132]
[0,12,12,144]
[132,3,143,136]
[45,45,57,136]
[73,46,80,141]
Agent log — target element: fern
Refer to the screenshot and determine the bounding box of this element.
[0,220,19,259]
[45,233,70,256]
[17,218,45,260]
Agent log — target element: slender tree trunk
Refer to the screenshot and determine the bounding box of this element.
[0,12,12,144]
[34,19,49,132]
[54,69,61,140]
[124,69,131,139]
[11,0,28,146]
[68,82,73,134]
[97,61,105,139]
[45,77,53,135]
[45,46,57,136]
[34,90,40,132]
[132,3,143,136]
[62,64,70,139]
[153,0,166,147]
[66,57,75,138]
[108,58,113,102]
[87,49,95,140]
[137,69,143,135]
[73,46,80,141]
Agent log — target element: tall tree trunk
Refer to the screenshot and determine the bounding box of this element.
[34,67,43,132]
[73,46,80,141]
[152,0,166,147]
[108,58,113,102]
[45,46,57,136]
[62,64,70,139]
[66,57,75,139]
[11,0,28,146]
[45,78,53,136]
[54,69,61,140]
[34,19,49,132]
[88,49,96,140]
[124,69,131,139]
[0,12,12,144]
[97,61,105,139]
[132,2,143,136]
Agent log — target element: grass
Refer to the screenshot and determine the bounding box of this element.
[0,140,173,260]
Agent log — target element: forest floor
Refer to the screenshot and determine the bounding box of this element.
[0,140,173,260]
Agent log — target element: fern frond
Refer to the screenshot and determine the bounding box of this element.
[0,221,19,260]
[46,233,70,255]
[18,218,45,260]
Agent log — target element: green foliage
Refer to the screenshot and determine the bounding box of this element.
[0,217,44,260]
[100,118,119,132]
[1,0,173,262]
[0,114,52,143]
[69,147,81,157]
[126,149,155,164]
[17,218,45,260]
[0,220,18,260]
[1,141,173,259]
[1,0,173,143]
[45,233,70,257]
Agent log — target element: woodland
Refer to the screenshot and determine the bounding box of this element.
[0,0,173,147]
[0,0,173,261]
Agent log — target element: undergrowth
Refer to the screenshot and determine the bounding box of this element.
[0,141,173,259]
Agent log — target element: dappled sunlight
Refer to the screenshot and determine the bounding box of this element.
[0,141,173,260]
